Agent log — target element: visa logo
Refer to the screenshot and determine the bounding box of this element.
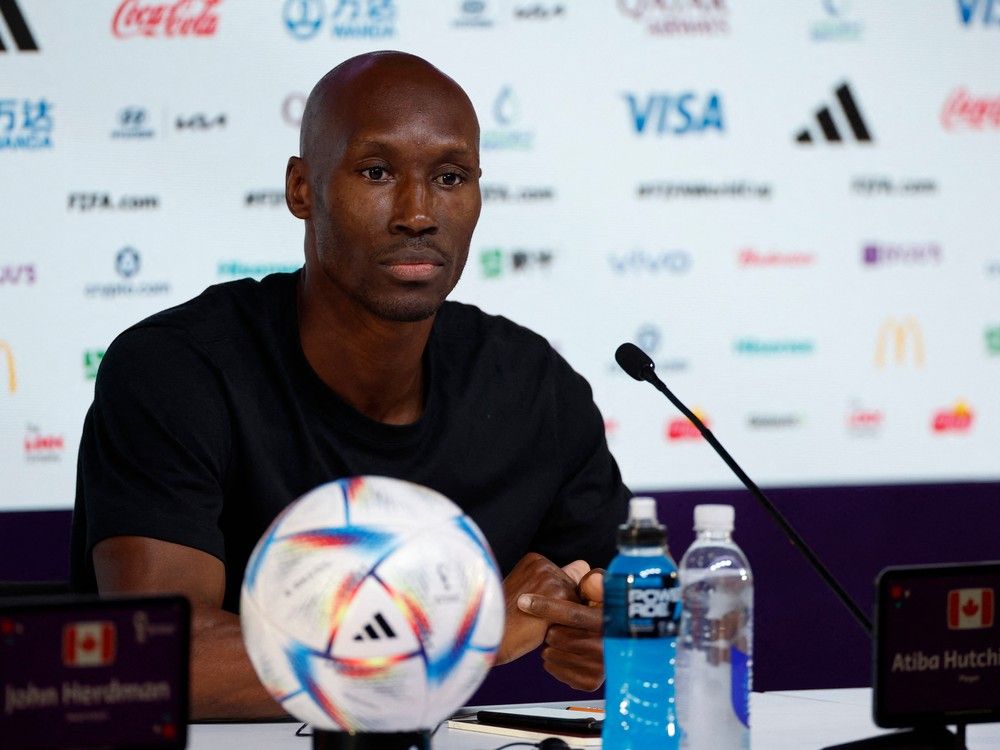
[957,0,1000,25]
[625,92,724,135]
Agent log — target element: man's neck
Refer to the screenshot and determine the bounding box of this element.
[297,269,435,426]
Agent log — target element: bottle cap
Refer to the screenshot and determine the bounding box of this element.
[694,504,735,532]
[627,496,658,524]
[618,496,666,547]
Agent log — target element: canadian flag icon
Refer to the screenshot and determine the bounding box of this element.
[62,621,117,667]
[947,589,995,630]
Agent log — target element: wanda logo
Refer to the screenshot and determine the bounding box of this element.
[112,0,220,38]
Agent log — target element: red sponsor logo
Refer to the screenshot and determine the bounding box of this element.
[24,429,64,457]
[112,0,220,39]
[941,88,1000,130]
[847,406,883,432]
[738,248,815,268]
[63,621,117,667]
[932,401,974,433]
[948,589,994,630]
[666,409,708,440]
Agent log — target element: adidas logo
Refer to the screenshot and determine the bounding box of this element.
[0,0,39,52]
[352,612,397,641]
[795,82,872,144]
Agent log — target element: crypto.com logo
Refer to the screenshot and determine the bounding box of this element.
[875,317,924,368]
[0,341,16,393]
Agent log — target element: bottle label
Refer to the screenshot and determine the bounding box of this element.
[605,575,681,638]
[731,646,751,727]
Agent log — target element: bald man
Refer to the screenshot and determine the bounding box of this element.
[71,52,630,719]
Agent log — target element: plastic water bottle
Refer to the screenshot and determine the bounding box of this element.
[676,504,753,749]
[602,496,682,750]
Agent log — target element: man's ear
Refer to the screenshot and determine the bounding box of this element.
[286,156,311,220]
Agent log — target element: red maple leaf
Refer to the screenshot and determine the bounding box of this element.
[962,598,980,617]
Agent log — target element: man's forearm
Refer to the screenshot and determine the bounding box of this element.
[190,607,287,720]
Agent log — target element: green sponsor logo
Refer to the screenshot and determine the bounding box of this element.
[480,248,504,278]
[217,261,300,279]
[84,349,105,380]
[733,338,815,355]
[987,326,1000,355]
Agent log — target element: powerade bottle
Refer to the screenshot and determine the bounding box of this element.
[676,504,753,750]
[602,496,682,750]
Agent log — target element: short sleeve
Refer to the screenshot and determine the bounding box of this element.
[76,324,231,567]
[528,355,631,569]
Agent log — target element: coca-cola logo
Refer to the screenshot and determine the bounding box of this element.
[941,88,1000,130]
[112,0,220,39]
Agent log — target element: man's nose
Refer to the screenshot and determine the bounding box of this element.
[390,177,438,237]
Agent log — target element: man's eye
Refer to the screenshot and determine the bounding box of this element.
[435,172,464,187]
[361,166,389,181]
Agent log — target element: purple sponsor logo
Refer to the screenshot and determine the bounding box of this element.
[863,242,942,266]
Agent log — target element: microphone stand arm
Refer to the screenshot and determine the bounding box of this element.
[644,371,873,635]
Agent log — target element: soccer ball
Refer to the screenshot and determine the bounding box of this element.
[240,476,504,732]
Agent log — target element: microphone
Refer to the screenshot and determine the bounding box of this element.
[615,342,872,635]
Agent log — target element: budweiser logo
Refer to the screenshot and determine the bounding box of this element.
[941,88,1000,130]
[112,0,220,38]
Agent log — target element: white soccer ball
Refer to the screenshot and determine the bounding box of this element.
[240,476,505,732]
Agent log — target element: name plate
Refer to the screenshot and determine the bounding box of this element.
[0,595,189,749]
[875,562,1000,728]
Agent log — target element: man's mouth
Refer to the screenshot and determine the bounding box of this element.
[381,261,442,282]
[379,249,447,282]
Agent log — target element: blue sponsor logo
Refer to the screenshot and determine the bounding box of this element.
[454,0,494,27]
[811,0,863,40]
[956,0,1000,26]
[284,0,396,40]
[112,107,155,139]
[0,98,53,150]
[608,249,691,274]
[115,247,141,279]
[482,87,534,150]
[625,92,724,135]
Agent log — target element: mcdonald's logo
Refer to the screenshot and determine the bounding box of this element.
[875,317,924,368]
[0,340,15,392]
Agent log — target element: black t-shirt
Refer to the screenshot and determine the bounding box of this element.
[70,272,630,612]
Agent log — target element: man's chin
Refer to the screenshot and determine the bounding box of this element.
[362,293,445,323]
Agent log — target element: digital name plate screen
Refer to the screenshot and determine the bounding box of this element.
[0,596,188,750]
[875,563,1000,728]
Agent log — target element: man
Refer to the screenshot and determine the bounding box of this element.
[71,51,629,719]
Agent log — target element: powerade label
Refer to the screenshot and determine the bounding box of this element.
[605,572,681,638]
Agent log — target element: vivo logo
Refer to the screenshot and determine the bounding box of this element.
[608,250,691,274]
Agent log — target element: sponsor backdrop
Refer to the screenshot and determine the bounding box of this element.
[1,0,999,511]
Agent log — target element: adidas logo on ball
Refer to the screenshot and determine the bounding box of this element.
[352,613,397,641]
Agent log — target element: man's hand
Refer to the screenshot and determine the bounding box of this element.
[495,553,584,666]
[518,567,605,691]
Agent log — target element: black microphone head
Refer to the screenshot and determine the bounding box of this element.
[615,342,655,381]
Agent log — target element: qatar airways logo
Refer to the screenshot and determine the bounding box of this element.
[112,0,221,39]
[941,88,1000,130]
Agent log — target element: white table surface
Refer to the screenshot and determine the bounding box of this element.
[188,688,1000,749]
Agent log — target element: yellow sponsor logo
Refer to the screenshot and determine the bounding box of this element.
[875,317,924,368]
[0,340,15,392]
